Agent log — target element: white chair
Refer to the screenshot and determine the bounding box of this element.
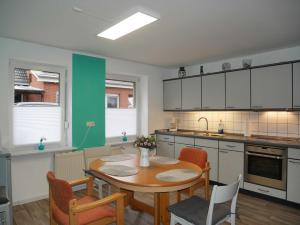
[169,174,242,225]
[84,146,112,198]
[0,186,10,225]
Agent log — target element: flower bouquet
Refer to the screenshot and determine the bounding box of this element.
[134,135,156,167]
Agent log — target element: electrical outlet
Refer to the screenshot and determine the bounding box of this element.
[86,121,96,127]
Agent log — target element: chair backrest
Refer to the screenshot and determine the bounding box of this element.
[206,174,242,225]
[178,147,207,169]
[84,146,111,169]
[47,171,73,214]
[54,151,85,181]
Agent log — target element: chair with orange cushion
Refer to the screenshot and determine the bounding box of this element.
[47,171,125,225]
[177,147,210,201]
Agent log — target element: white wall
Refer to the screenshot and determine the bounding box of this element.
[166,45,300,78]
[0,37,171,204]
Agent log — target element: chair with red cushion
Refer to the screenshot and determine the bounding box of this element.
[178,147,210,201]
[47,171,125,225]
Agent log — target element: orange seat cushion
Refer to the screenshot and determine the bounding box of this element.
[178,147,207,169]
[53,196,115,225]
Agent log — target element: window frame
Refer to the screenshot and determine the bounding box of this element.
[106,93,120,108]
[105,74,140,144]
[8,59,67,150]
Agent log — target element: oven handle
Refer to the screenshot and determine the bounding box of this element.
[246,151,284,160]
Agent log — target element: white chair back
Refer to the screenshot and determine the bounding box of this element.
[206,174,242,225]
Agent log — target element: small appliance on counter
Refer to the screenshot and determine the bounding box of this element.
[169,117,178,132]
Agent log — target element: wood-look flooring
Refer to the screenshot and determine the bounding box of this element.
[13,185,300,225]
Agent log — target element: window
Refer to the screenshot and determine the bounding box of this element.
[105,79,136,138]
[10,60,66,147]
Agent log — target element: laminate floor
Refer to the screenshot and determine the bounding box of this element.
[13,186,300,225]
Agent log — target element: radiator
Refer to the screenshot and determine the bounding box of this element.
[54,151,85,181]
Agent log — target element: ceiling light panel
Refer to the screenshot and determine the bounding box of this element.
[97,12,158,40]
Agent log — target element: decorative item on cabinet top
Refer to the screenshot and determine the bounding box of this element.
[242,59,252,68]
[222,62,231,71]
[178,67,186,78]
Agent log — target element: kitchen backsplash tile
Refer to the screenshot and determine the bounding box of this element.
[172,111,300,138]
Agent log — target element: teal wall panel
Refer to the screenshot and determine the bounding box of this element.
[72,54,105,148]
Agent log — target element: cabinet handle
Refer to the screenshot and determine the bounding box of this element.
[175,107,181,110]
[202,106,210,109]
[226,106,235,109]
[289,160,300,165]
[257,188,270,193]
[168,143,174,146]
[294,105,300,108]
[226,145,236,148]
[252,106,263,109]
[193,107,202,110]
[220,150,229,154]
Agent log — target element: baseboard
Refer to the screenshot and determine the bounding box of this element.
[13,194,48,206]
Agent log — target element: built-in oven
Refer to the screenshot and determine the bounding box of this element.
[244,145,287,190]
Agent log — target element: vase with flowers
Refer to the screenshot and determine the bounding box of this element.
[134,135,156,167]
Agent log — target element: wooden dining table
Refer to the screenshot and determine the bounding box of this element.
[88,154,203,225]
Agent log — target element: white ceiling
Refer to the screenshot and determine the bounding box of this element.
[1,0,300,68]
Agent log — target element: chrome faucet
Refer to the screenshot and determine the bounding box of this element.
[198,117,208,131]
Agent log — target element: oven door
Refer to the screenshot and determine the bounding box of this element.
[245,150,287,190]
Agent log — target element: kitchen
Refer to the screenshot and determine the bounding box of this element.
[1,1,300,225]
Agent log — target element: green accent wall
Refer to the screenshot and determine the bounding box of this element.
[72,54,105,148]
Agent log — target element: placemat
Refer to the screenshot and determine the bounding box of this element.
[99,165,138,176]
[151,156,179,164]
[156,169,199,182]
[100,154,134,162]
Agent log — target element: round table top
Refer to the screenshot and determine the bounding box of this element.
[89,154,203,193]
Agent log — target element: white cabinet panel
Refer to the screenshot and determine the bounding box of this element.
[195,146,219,182]
[244,182,286,199]
[226,70,250,109]
[195,138,218,148]
[287,158,300,203]
[219,141,244,152]
[293,62,300,109]
[251,64,292,109]
[202,74,225,109]
[156,134,175,142]
[175,143,194,159]
[219,149,243,186]
[163,80,181,110]
[182,76,202,110]
[174,136,194,145]
[156,141,175,158]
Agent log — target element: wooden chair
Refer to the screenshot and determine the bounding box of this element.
[169,174,242,225]
[47,171,125,225]
[177,147,210,200]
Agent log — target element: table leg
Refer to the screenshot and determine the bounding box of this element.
[160,192,170,225]
[154,193,161,225]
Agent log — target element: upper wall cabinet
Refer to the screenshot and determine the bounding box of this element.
[293,62,300,109]
[163,79,181,110]
[226,70,250,109]
[182,76,202,110]
[202,73,225,109]
[251,64,292,109]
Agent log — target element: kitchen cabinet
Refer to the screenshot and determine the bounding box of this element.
[287,148,300,204]
[195,138,219,181]
[182,76,202,110]
[244,182,286,199]
[226,70,250,109]
[219,141,244,186]
[202,73,225,109]
[251,64,292,109]
[293,62,300,109]
[156,141,175,158]
[174,136,194,158]
[163,79,181,110]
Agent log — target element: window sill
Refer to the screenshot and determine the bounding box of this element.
[9,146,76,157]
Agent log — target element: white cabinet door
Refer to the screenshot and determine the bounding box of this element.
[163,79,181,110]
[202,74,225,109]
[226,70,250,109]
[219,150,243,186]
[287,159,300,203]
[195,146,219,182]
[251,64,292,109]
[156,141,175,158]
[293,62,300,109]
[175,143,194,159]
[182,76,202,110]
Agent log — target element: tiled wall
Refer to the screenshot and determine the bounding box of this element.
[172,111,300,138]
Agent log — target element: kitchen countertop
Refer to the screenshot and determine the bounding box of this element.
[155,129,300,149]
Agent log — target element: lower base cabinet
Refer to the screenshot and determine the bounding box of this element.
[195,146,218,182]
[287,158,300,203]
[156,141,175,158]
[219,149,243,186]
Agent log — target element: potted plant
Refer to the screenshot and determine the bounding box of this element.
[134,135,156,167]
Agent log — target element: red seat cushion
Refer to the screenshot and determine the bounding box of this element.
[53,196,115,225]
[178,147,207,169]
